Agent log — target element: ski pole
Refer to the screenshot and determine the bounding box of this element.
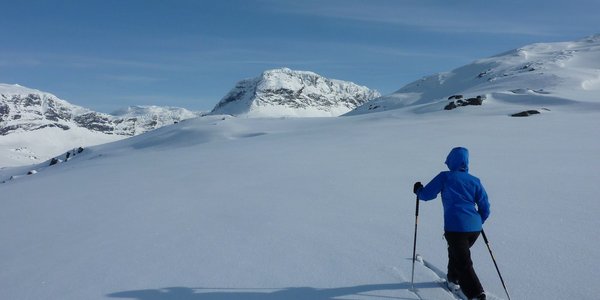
[410,195,420,291]
[481,229,511,300]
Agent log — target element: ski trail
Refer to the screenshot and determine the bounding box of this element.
[418,256,468,300]
[391,266,422,300]
[419,255,503,300]
[389,261,458,300]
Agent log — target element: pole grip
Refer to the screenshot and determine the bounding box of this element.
[415,195,420,216]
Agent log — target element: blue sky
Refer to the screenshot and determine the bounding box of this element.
[1,0,598,113]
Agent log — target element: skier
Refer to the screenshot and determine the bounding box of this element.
[413,147,490,300]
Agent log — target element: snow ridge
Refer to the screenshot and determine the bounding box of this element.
[348,34,600,115]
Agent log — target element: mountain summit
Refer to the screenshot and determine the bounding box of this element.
[210,68,380,117]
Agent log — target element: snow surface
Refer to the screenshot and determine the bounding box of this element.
[1,104,599,299]
[0,126,123,167]
[2,36,600,300]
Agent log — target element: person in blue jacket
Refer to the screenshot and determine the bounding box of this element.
[413,147,490,300]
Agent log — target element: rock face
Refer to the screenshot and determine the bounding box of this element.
[110,106,202,135]
[210,68,380,117]
[0,84,202,136]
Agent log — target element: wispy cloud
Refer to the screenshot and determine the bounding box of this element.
[102,74,166,83]
[0,51,186,72]
[260,0,557,37]
[66,56,185,71]
[220,59,333,66]
[349,43,473,60]
[0,55,43,67]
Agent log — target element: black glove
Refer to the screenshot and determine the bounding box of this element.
[413,182,423,194]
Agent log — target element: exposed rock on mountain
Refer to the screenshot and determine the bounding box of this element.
[0,84,202,136]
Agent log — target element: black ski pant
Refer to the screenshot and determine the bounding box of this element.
[445,231,484,298]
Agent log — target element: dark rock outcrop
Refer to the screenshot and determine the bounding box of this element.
[511,110,541,117]
[444,95,486,110]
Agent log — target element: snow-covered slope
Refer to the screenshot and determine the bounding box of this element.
[0,84,202,166]
[1,105,599,299]
[210,68,380,117]
[348,34,600,116]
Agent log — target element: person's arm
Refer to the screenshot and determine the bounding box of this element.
[417,172,445,201]
[475,181,490,223]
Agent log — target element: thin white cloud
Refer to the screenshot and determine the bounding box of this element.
[221,59,333,66]
[0,52,186,72]
[349,43,472,60]
[260,0,556,36]
[102,74,165,83]
[0,55,43,67]
[66,56,184,71]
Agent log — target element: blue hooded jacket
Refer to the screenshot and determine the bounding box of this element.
[417,147,490,232]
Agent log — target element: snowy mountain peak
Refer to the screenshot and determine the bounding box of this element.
[348,35,600,116]
[262,67,315,77]
[0,83,47,96]
[582,33,600,42]
[109,105,203,135]
[0,85,201,137]
[210,68,380,117]
[110,105,201,123]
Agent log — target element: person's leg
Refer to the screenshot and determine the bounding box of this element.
[445,232,484,298]
[467,231,480,248]
[446,237,459,284]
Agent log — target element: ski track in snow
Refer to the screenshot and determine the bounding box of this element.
[419,255,506,300]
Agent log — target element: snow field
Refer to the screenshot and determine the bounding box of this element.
[1,107,599,299]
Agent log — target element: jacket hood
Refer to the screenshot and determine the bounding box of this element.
[445,147,469,172]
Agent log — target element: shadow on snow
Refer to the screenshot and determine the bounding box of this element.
[107,282,439,300]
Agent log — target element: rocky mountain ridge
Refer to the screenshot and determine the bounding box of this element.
[0,84,202,136]
[0,83,203,166]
